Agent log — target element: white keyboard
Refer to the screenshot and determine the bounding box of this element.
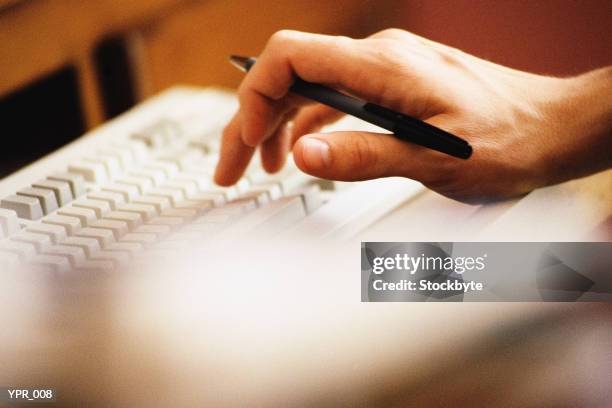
[0,87,423,274]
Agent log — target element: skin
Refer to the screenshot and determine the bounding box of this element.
[214,28,612,203]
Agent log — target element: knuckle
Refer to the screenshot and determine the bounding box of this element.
[269,29,300,46]
[350,134,379,172]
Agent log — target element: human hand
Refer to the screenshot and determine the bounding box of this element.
[214,29,612,202]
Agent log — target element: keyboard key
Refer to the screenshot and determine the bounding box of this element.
[161,180,199,197]
[58,207,97,227]
[42,215,82,235]
[132,196,170,212]
[247,183,283,200]
[89,250,130,266]
[61,236,100,257]
[97,147,132,169]
[30,254,71,274]
[133,224,171,238]
[69,160,108,183]
[89,219,129,239]
[75,228,115,248]
[86,156,122,179]
[1,195,43,220]
[12,231,52,252]
[0,240,37,260]
[32,179,73,206]
[147,217,184,228]
[49,173,86,197]
[104,211,143,230]
[26,223,67,244]
[121,232,158,246]
[0,208,21,237]
[17,187,59,214]
[73,199,111,218]
[160,208,198,221]
[116,203,157,221]
[222,196,306,236]
[147,188,183,206]
[106,242,143,256]
[87,191,125,210]
[189,192,226,207]
[116,176,154,194]
[143,162,178,178]
[44,245,86,266]
[102,183,140,201]
[129,168,167,186]
[173,200,213,215]
[158,149,203,170]
[239,191,270,207]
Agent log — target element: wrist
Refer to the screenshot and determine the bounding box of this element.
[538,67,612,184]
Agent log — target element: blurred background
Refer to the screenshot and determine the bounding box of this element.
[1,0,611,177]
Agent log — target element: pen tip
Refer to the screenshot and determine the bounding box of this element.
[229,55,251,72]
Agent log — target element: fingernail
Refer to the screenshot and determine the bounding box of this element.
[301,137,331,169]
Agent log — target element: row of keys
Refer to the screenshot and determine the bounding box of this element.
[0,173,86,220]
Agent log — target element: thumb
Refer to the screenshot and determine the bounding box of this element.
[293,131,439,181]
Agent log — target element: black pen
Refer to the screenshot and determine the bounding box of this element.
[229,55,472,159]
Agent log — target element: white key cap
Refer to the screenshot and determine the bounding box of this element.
[158,149,203,170]
[116,203,157,221]
[104,211,143,230]
[89,219,129,239]
[210,199,257,216]
[144,162,179,178]
[74,228,115,248]
[173,200,213,215]
[290,178,424,239]
[73,199,111,218]
[102,183,140,201]
[161,180,199,197]
[129,168,167,186]
[174,172,210,191]
[160,208,198,221]
[121,232,158,246]
[58,207,96,227]
[133,224,171,238]
[222,196,306,236]
[204,186,239,201]
[42,215,81,235]
[87,191,125,210]
[117,140,148,163]
[26,223,67,244]
[189,192,226,207]
[17,187,59,214]
[181,222,225,235]
[116,176,154,194]
[30,255,71,274]
[44,245,86,266]
[295,184,322,214]
[132,196,170,212]
[90,250,129,266]
[239,191,270,207]
[106,242,143,256]
[147,188,183,205]
[12,231,52,253]
[61,237,100,257]
[0,240,37,260]
[1,195,43,220]
[97,147,132,169]
[69,160,108,183]
[86,156,122,179]
[194,213,234,224]
[32,179,73,206]
[247,183,283,200]
[147,217,184,228]
[0,208,21,237]
[49,173,86,197]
